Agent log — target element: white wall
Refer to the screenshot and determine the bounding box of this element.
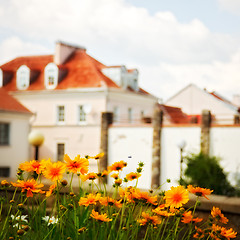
[108,126,153,189]
[210,126,240,184]
[0,112,31,178]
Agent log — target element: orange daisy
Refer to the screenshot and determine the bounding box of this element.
[125,172,141,181]
[43,161,66,182]
[152,204,175,217]
[211,206,229,224]
[110,173,119,179]
[19,159,48,175]
[187,185,213,200]
[64,154,89,175]
[99,196,122,208]
[108,161,127,172]
[138,212,161,226]
[46,183,57,197]
[90,209,112,222]
[90,152,104,160]
[181,211,203,224]
[221,227,237,240]
[81,172,98,182]
[78,193,101,206]
[11,179,44,197]
[164,186,189,208]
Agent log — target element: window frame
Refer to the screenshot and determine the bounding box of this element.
[57,143,65,161]
[78,105,87,124]
[0,122,10,146]
[16,65,30,90]
[44,63,59,89]
[57,105,65,124]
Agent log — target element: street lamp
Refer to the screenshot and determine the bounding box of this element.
[177,140,186,182]
[28,130,44,160]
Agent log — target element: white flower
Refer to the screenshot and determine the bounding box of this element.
[42,216,58,225]
[11,215,28,222]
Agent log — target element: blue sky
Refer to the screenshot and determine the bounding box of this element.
[0,0,240,102]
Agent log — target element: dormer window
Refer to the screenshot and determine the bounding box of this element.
[16,65,30,90]
[44,63,59,89]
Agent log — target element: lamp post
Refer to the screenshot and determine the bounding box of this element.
[177,140,186,182]
[28,130,44,160]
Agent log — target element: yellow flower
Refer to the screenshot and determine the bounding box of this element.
[138,212,161,226]
[164,186,189,208]
[19,159,48,175]
[81,172,98,182]
[90,209,112,222]
[90,152,104,160]
[64,154,89,175]
[43,161,66,182]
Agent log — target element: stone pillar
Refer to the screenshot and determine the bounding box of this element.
[151,107,163,189]
[100,112,113,177]
[201,110,211,155]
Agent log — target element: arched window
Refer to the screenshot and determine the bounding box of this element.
[44,63,59,89]
[0,69,3,88]
[16,65,30,90]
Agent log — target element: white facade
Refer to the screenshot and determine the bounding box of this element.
[166,84,239,124]
[0,111,31,178]
[12,88,156,170]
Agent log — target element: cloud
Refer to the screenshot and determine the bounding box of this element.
[0,0,239,101]
[0,37,50,65]
[217,0,240,15]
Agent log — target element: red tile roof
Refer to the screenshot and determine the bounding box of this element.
[159,104,190,124]
[0,49,149,95]
[0,88,32,114]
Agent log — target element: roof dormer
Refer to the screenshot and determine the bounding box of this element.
[44,63,59,89]
[16,65,30,90]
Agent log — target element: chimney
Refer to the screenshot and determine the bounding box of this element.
[54,41,86,65]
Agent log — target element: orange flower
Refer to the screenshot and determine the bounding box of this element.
[90,209,112,222]
[99,196,122,208]
[64,154,89,175]
[11,179,44,197]
[90,152,104,160]
[46,184,57,197]
[78,193,101,206]
[193,226,205,239]
[152,204,175,217]
[164,186,189,208]
[43,161,66,182]
[138,212,161,226]
[187,185,213,200]
[19,159,48,175]
[81,172,98,182]
[100,170,109,177]
[108,161,127,172]
[211,206,229,224]
[110,173,119,179]
[1,180,10,187]
[181,211,203,224]
[221,227,237,240]
[125,172,141,181]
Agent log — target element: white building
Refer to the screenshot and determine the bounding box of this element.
[0,41,157,169]
[0,88,32,178]
[165,84,239,124]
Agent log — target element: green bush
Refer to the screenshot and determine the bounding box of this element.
[181,152,237,196]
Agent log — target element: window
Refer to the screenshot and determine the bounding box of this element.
[0,123,10,145]
[113,106,119,122]
[128,108,133,123]
[57,143,65,161]
[16,65,30,90]
[0,167,10,177]
[57,106,65,123]
[79,105,86,123]
[44,63,59,89]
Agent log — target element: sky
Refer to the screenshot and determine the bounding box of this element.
[0,0,240,102]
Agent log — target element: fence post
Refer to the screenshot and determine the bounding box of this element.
[201,110,211,155]
[151,107,163,189]
[100,112,113,182]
